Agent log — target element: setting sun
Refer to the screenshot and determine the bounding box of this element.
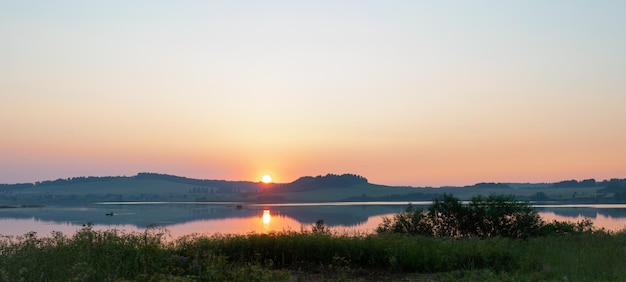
[261,174,272,184]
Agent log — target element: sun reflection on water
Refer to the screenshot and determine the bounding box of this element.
[262,209,271,225]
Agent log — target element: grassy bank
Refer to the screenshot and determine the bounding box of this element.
[0,224,625,281]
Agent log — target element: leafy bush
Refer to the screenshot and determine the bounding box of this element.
[378,194,544,238]
[463,194,543,238]
[376,204,431,236]
[538,218,596,235]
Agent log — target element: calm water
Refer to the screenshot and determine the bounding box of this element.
[2,202,626,238]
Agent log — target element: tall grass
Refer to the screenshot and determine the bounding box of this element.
[1,224,625,281]
[0,225,173,281]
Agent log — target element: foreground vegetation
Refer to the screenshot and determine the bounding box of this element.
[1,225,625,281]
[1,194,625,281]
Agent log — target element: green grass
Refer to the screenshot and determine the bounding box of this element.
[1,224,625,281]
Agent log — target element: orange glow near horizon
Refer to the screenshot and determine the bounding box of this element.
[2,2,626,186]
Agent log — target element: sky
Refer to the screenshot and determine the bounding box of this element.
[1,1,625,186]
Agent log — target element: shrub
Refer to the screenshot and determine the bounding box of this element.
[378,194,544,238]
[464,194,543,238]
[376,204,431,236]
[538,218,596,235]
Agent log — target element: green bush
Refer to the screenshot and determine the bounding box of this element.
[376,204,431,236]
[379,194,546,238]
[464,194,543,238]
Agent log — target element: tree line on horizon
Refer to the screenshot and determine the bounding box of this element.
[1,172,625,192]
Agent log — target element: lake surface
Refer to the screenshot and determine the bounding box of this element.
[2,202,626,238]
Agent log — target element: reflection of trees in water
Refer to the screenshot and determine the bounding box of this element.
[0,204,411,228]
[7,204,626,233]
[7,204,626,234]
[595,208,626,218]
[21,204,626,229]
[538,208,626,219]
[0,204,263,227]
[274,207,364,226]
[265,205,408,227]
[537,207,598,218]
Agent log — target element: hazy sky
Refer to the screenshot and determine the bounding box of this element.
[1,1,625,186]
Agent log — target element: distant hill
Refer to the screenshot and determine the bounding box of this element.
[0,172,368,191]
[0,172,382,205]
[1,173,625,206]
[464,182,511,189]
[0,173,255,191]
[279,173,368,191]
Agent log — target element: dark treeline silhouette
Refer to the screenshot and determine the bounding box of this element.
[2,173,626,196]
[342,192,433,202]
[37,176,121,187]
[551,179,598,188]
[0,173,262,192]
[280,173,368,191]
[599,178,626,193]
[465,182,511,189]
[135,172,236,189]
[0,176,122,190]
[0,183,35,189]
[599,179,626,200]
